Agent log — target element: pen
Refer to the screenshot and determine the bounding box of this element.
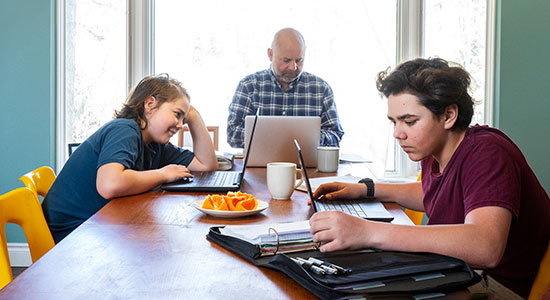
[308,257,352,274]
[306,257,338,275]
[292,257,326,276]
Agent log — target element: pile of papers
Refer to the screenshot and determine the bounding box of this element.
[220,220,318,255]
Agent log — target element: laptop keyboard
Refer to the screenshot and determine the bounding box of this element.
[316,199,385,219]
[196,172,240,186]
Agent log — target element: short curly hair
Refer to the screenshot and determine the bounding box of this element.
[376,58,475,131]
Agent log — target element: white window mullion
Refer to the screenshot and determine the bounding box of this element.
[55,0,67,172]
[484,0,496,127]
[397,0,423,62]
[387,0,424,180]
[128,0,155,92]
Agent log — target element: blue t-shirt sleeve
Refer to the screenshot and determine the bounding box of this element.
[96,122,141,170]
[159,143,195,167]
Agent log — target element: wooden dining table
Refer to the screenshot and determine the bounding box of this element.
[0,161,412,299]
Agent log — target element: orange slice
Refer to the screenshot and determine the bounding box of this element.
[235,198,258,211]
[227,196,243,211]
[201,192,258,211]
[214,198,229,211]
[211,194,223,207]
[201,195,215,209]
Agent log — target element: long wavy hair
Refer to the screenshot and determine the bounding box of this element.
[114,74,190,129]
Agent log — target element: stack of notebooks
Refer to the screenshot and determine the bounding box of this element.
[219,220,317,256]
[207,220,481,299]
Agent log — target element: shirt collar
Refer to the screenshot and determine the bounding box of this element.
[269,66,302,91]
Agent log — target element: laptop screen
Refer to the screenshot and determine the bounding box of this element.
[294,139,319,210]
[240,114,258,178]
[244,116,320,167]
[294,139,393,222]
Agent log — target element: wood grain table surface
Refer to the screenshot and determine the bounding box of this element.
[0,161,412,299]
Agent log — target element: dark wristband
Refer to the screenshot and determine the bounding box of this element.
[358,178,374,199]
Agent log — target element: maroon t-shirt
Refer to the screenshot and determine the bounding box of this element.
[421,125,550,298]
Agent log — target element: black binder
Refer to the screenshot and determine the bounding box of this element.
[207,226,481,299]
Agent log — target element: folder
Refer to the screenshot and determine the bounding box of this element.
[207,223,482,299]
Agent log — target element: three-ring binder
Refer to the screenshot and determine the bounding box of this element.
[268,227,280,255]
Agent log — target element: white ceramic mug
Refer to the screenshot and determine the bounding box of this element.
[266,162,304,200]
[317,146,340,172]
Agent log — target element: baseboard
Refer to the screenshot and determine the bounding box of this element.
[7,243,32,267]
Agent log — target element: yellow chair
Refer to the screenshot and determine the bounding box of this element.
[18,166,56,201]
[528,241,550,300]
[404,172,425,225]
[0,187,55,289]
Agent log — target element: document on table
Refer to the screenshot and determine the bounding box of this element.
[217,220,318,256]
[220,220,312,245]
[339,153,372,163]
[296,175,363,192]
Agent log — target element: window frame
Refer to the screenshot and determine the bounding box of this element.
[56,0,495,179]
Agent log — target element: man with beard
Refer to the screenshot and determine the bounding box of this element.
[227,28,344,148]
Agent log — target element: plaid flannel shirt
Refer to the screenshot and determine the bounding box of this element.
[227,68,344,148]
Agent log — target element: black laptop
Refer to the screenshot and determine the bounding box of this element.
[161,115,258,192]
[294,139,394,222]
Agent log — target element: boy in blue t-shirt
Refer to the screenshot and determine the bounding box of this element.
[43,74,218,242]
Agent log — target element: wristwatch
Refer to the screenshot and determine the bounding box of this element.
[358,178,375,199]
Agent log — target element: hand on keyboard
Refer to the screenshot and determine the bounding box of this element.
[312,182,367,202]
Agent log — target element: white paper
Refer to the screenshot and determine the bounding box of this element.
[296,175,363,192]
[339,153,372,163]
[220,220,311,245]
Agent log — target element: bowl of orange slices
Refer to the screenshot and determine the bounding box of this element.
[193,191,268,218]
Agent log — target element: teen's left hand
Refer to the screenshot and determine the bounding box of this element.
[309,211,371,252]
[309,182,366,205]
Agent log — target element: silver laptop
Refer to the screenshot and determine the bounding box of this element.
[160,114,258,192]
[294,139,394,222]
[244,115,320,167]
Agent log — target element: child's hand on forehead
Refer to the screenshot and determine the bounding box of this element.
[182,105,197,124]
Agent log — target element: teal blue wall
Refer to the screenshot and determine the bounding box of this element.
[0,0,56,243]
[494,0,550,193]
[1,1,548,244]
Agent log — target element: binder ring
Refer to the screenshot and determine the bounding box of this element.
[268,227,280,255]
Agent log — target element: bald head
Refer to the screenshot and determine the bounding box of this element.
[271,28,306,51]
[268,28,306,90]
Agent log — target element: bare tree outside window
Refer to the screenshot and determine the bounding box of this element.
[64,0,126,145]
[425,0,486,124]
[155,0,397,177]
[61,0,488,177]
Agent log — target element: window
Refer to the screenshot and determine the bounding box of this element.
[155,0,397,178]
[58,0,493,179]
[57,0,127,170]
[424,0,489,125]
[388,0,492,179]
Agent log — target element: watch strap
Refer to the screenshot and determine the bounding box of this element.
[358,178,375,199]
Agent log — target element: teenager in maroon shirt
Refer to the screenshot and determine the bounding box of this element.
[309,58,550,299]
